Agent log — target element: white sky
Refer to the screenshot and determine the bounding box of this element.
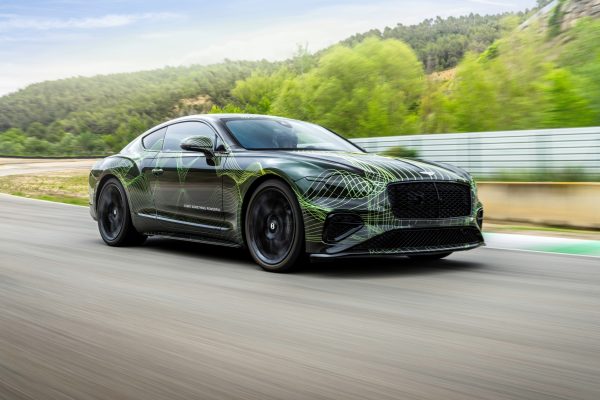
[0,0,537,96]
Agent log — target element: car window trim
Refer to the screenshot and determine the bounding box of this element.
[160,120,226,154]
[141,127,167,151]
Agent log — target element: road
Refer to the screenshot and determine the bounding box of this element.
[0,194,599,400]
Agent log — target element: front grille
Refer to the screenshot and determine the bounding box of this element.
[354,227,483,251]
[387,181,471,219]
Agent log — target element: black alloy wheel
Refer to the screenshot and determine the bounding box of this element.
[97,178,146,246]
[245,180,305,272]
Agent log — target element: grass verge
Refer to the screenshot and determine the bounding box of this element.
[0,172,89,206]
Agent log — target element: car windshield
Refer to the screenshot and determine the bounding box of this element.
[223,118,362,152]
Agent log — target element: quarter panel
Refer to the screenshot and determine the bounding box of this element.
[91,152,159,232]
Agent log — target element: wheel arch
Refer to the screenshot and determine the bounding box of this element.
[239,173,301,247]
[93,155,140,212]
[95,173,118,212]
[95,173,133,215]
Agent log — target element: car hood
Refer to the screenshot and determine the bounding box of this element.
[281,151,471,184]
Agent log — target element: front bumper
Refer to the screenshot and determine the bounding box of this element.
[300,177,484,257]
[310,241,484,260]
[307,221,485,257]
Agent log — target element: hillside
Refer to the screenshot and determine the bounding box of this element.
[340,13,521,73]
[2,2,600,156]
[0,61,275,155]
[418,0,600,133]
[210,0,600,137]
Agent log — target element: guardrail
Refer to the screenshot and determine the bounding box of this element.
[351,127,600,179]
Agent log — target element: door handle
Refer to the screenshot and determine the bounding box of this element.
[152,168,164,176]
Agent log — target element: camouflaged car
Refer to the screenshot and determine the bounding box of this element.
[90,114,484,272]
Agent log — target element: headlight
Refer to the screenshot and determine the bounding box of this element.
[302,171,374,199]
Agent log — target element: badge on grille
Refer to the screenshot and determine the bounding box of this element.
[420,171,435,176]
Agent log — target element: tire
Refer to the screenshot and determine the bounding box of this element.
[97,177,146,246]
[245,179,305,272]
[407,252,452,261]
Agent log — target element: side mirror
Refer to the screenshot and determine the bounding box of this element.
[181,136,214,158]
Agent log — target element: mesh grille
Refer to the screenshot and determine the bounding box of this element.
[387,182,471,219]
[354,227,483,251]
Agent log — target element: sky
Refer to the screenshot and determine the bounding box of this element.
[0,0,537,96]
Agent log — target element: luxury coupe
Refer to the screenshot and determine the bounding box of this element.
[89,114,484,272]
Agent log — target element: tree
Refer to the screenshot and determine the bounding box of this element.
[25,122,48,139]
[230,69,291,114]
[273,37,425,137]
[539,68,595,128]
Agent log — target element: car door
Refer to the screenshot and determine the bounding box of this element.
[153,121,225,236]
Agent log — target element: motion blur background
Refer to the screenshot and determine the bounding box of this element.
[1,2,600,399]
[1,0,599,232]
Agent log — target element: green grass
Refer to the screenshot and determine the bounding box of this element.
[34,195,88,206]
[0,172,89,206]
[475,168,600,182]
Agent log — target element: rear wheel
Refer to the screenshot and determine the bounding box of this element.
[245,180,305,272]
[97,178,146,246]
[408,252,452,261]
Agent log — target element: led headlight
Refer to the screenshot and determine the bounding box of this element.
[303,171,374,199]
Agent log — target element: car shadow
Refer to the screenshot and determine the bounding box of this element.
[297,256,485,278]
[142,237,485,278]
[143,237,251,264]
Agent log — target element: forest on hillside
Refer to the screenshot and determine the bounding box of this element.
[208,3,600,136]
[340,13,520,72]
[1,1,599,156]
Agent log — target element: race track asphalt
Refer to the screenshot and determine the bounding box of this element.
[1,193,599,400]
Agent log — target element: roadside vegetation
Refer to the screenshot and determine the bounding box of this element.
[379,146,419,159]
[478,169,600,182]
[0,8,530,156]
[0,172,89,205]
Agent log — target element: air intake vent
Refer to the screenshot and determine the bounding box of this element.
[323,213,363,243]
[354,227,483,251]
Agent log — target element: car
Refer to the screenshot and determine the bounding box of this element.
[89,114,484,272]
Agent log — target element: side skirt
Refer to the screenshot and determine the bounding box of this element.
[147,232,243,248]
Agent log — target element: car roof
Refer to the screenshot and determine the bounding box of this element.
[174,113,290,123]
[138,113,290,140]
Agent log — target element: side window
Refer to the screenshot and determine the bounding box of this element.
[142,127,166,151]
[163,122,215,152]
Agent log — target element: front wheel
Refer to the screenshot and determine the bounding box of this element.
[245,180,305,272]
[97,178,146,246]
